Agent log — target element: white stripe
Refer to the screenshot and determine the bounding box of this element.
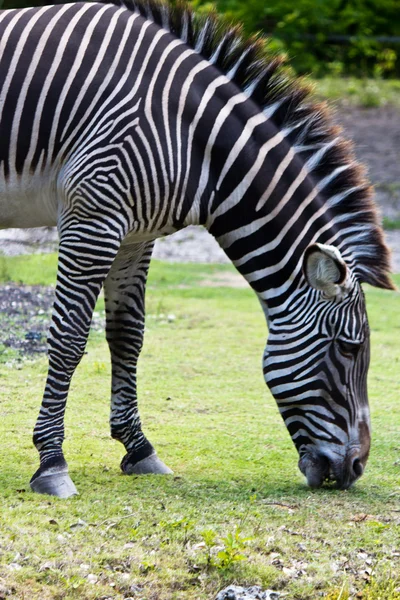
[168,60,210,216]
[143,38,184,229]
[175,72,228,220]
[210,130,284,222]
[256,147,296,211]
[216,112,267,190]
[161,48,194,181]
[191,92,248,210]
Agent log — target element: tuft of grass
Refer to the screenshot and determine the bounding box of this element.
[0,255,12,281]
[360,572,400,600]
[0,252,58,285]
[383,217,400,230]
[0,258,399,599]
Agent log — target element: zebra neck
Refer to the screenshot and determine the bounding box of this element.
[203,121,336,311]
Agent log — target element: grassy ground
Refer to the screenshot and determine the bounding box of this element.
[313,78,400,109]
[383,216,400,231]
[0,255,399,600]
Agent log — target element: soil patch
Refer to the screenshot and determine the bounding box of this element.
[334,105,400,219]
[0,284,54,359]
[200,271,248,288]
[0,283,104,361]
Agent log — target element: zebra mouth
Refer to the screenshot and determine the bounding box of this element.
[298,451,362,489]
[298,453,330,488]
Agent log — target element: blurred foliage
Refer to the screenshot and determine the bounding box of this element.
[191,0,400,76]
[0,0,399,76]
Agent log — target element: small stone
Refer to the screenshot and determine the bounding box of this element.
[39,561,54,572]
[215,586,279,600]
[25,331,42,341]
[70,518,87,529]
[192,542,206,550]
[123,542,135,549]
[331,562,339,573]
[0,583,12,596]
[297,543,307,551]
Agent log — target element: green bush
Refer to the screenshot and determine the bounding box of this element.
[192,0,400,77]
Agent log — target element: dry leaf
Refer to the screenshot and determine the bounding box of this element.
[351,514,374,522]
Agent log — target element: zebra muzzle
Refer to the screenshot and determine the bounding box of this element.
[299,450,365,489]
[298,453,330,488]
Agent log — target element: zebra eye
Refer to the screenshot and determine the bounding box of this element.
[336,339,361,357]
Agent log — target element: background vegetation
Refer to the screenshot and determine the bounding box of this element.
[191,0,400,77]
[2,0,399,78]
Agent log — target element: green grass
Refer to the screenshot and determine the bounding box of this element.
[0,252,234,287]
[383,217,400,231]
[0,258,399,600]
[313,77,400,109]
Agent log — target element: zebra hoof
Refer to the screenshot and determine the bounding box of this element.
[121,453,173,475]
[30,467,78,498]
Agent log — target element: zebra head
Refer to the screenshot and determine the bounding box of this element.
[264,243,371,489]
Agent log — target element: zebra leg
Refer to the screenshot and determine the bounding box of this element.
[104,240,173,476]
[30,224,124,498]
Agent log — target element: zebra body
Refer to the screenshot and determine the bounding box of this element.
[0,0,394,497]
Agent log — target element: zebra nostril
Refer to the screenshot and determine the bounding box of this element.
[352,458,363,477]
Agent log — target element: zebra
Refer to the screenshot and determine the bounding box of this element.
[0,0,394,498]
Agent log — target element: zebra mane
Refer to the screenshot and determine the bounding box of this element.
[110,0,394,290]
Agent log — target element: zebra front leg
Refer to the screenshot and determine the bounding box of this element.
[104,240,172,476]
[30,224,123,498]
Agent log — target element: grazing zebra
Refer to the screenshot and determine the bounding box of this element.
[0,0,394,498]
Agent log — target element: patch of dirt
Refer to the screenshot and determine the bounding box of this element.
[200,272,248,288]
[153,226,228,264]
[384,230,400,275]
[0,226,58,256]
[0,284,55,358]
[334,106,400,219]
[0,283,104,360]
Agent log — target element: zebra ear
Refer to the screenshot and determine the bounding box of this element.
[303,243,348,298]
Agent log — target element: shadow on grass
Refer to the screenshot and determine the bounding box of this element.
[0,462,391,506]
